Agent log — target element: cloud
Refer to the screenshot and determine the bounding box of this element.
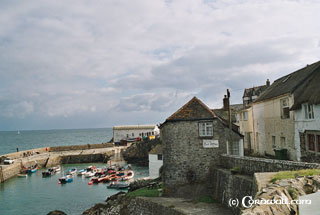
[1,0,320,130]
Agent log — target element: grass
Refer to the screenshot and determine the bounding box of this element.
[270,169,320,183]
[127,184,163,198]
[287,186,298,200]
[230,166,241,174]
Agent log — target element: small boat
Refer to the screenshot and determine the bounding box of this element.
[107,182,129,189]
[26,167,38,174]
[58,175,73,184]
[42,168,55,177]
[53,166,61,172]
[77,168,87,176]
[121,170,134,181]
[66,168,77,175]
[85,171,96,178]
[17,174,27,178]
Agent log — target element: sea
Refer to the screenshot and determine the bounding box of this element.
[0,128,149,215]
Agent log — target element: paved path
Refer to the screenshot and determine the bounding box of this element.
[141,197,233,215]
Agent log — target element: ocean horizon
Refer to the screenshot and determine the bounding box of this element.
[0,128,113,155]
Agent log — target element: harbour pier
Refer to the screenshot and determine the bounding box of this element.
[0,143,128,183]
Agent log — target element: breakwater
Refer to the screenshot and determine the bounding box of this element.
[0,143,126,183]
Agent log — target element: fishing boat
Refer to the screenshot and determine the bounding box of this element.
[66,168,77,175]
[58,175,73,184]
[53,166,61,172]
[107,182,129,189]
[17,174,27,178]
[77,168,87,176]
[121,170,134,181]
[26,167,38,174]
[85,170,96,178]
[42,168,55,177]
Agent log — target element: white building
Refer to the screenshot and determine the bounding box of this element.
[248,61,320,162]
[148,144,163,179]
[113,125,159,143]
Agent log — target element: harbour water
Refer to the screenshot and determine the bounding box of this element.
[0,128,113,155]
[0,163,149,215]
[0,128,148,214]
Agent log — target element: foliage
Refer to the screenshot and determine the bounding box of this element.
[196,195,217,204]
[287,186,298,200]
[270,169,320,182]
[230,166,241,174]
[127,184,163,198]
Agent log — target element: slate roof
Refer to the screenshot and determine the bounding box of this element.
[161,97,243,136]
[165,97,217,121]
[243,85,268,98]
[255,60,320,110]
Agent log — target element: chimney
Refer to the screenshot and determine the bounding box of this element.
[266,79,270,87]
[223,95,229,111]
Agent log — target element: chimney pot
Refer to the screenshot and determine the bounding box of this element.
[266,79,270,86]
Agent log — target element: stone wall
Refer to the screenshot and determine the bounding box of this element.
[220,154,320,176]
[49,143,113,152]
[161,119,241,198]
[0,148,47,161]
[208,168,253,215]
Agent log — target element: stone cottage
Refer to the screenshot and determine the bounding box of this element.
[160,97,244,197]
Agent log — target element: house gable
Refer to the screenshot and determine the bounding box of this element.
[166,96,216,122]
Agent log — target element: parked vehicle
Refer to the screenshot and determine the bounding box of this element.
[4,157,14,164]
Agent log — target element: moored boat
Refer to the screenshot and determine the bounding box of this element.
[107,182,129,189]
[26,167,38,174]
[121,170,134,181]
[17,174,28,178]
[58,175,73,184]
[66,168,77,175]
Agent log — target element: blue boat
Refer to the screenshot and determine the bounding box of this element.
[26,168,38,174]
[58,175,73,184]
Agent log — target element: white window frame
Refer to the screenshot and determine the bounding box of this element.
[199,121,213,137]
[304,104,314,119]
[281,98,290,119]
[243,111,248,121]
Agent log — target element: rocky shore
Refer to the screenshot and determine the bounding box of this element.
[242,175,320,215]
[122,138,161,166]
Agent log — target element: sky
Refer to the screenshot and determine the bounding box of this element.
[1,0,320,131]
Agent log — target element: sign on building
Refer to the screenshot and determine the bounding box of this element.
[203,139,219,148]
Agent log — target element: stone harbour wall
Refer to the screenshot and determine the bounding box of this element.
[49,143,113,152]
[208,168,253,215]
[220,154,320,176]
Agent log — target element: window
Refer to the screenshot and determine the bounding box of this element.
[243,112,248,121]
[232,142,240,155]
[132,133,134,137]
[280,137,286,147]
[308,134,315,151]
[157,154,163,160]
[281,98,290,119]
[199,122,213,136]
[126,134,129,138]
[236,113,240,122]
[304,104,314,119]
[152,131,154,135]
[272,136,276,148]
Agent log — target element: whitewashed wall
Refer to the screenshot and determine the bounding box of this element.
[148,154,163,179]
[294,104,320,161]
[113,127,159,143]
